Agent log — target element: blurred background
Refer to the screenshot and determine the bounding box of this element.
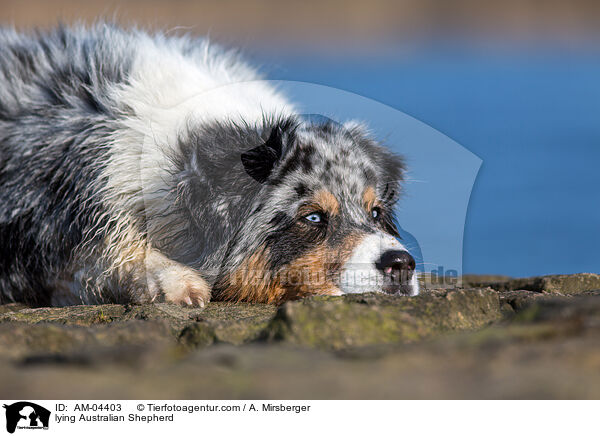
[1,0,598,278]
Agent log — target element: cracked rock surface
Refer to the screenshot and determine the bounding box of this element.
[1,274,599,399]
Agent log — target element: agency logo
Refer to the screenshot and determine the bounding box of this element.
[2,402,50,434]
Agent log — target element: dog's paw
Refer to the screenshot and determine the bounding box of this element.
[145,251,211,307]
[157,267,210,307]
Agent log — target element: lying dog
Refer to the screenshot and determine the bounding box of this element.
[0,23,418,307]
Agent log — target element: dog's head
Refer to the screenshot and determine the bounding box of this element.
[213,117,419,303]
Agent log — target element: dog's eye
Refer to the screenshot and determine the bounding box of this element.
[371,207,381,220]
[304,212,324,224]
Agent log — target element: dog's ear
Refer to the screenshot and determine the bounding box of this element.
[241,126,284,183]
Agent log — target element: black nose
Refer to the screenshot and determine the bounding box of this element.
[376,250,415,274]
[376,250,415,294]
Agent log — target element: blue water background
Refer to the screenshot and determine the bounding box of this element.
[260,49,600,277]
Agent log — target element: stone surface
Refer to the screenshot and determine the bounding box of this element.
[0,321,174,361]
[264,289,503,349]
[481,273,600,295]
[461,274,512,287]
[0,276,599,399]
[0,304,127,326]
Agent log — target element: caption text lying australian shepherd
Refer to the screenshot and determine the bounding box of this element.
[0,24,419,307]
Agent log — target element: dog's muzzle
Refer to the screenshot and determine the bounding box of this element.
[339,232,420,296]
[375,250,416,295]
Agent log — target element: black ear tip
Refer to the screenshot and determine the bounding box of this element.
[241,144,274,183]
[241,123,291,183]
[269,125,282,138]
[240,150,252,164]
[265,126,284,156]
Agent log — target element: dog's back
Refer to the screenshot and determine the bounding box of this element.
[0,25,133,304]
[0,24,297,305]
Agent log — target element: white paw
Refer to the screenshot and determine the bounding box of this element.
[145,251,211,307]
[157,267,210,307]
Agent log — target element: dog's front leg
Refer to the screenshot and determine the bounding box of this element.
[144,249,211,307]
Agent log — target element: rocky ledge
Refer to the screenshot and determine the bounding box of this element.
[1,273,599,399]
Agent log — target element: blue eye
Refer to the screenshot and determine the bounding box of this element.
[304,212,323,223]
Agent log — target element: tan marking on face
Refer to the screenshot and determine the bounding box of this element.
[275,232,367,303]
[217,232,370,304]
[276,244,335,301]
[312,189,340,216]
[338,232,368,262]
[217,245,286,304]
[362,186,378,211]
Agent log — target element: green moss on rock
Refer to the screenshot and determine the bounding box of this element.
[0,303,29,315]
[179,302,277,347]
[485,273,600,295]
[264,288,503,349]
[1,278,600,399]
[178,324,217,348]
[0,321,173,360]
[0,305,126,326]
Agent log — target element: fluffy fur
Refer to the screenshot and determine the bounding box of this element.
[0,23,418,307]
